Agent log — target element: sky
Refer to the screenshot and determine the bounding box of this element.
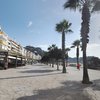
[0,0,100,58]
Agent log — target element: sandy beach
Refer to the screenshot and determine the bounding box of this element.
[0,64,100,100]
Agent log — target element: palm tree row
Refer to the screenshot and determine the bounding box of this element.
[64,0,100,84]
[55,0,100,84]
[41,44,62,70]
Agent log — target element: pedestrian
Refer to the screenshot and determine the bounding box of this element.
[77,64,80,70]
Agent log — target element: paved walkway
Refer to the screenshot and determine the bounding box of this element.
[0,64,100,100]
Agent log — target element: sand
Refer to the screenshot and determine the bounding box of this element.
[0,63,100,100]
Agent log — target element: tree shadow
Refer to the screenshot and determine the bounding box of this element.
[20,69,55,73]
[92,79,100,91]
[33,64,47,66]
[0,72,62,80]
[16,80,94,100]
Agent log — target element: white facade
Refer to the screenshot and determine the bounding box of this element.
[0,28,41,61]
[0,30,8,51]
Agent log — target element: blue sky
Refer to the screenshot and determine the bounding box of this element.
[0,0,100,57]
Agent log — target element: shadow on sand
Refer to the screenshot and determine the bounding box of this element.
[92,79,100,91]
[16,79,100,100]
[0,72,62,80]
[20,69,55,73]
[33,64,48,66]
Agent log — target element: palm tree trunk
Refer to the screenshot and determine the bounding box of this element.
[56,60,59,70]
[62,31,66,73]
[49,58,52,67]
[82,39,92,84]
[76,47,79,69]
[52,59,54,68]
[66,52,68,67]
[81,3,91,84]
[82,45,90,83]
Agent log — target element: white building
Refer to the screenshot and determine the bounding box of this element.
[0,27,41,62]
[0,29,8,51]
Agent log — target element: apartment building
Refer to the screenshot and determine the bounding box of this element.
[0,29,8,51]
[0,27,41,68]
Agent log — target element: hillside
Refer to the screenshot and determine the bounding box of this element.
[25,46,45,57]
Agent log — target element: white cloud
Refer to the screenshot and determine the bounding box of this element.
[27,21,33,28]
[83,14,100,58]
[68,43,100,58]
[90,14,100,43]
[87,43,100,48]
[87,43,100,58]
[37,43,100,58]
[69,45,82,58]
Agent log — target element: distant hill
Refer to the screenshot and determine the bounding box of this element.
[68,57,83,63]
[25,46,45,57]
[68,56,99,64]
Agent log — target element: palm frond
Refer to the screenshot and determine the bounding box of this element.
[92,1,100,12]
[56,23,63,33]
[66,48,70,51]
[68,23,72,28]
[72,40,80,46]
[68,29,73,33]
[56,19,72,34]
[70,46,75,48]
[64,0,80,10]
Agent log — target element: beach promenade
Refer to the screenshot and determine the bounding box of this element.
[0,64,100,100]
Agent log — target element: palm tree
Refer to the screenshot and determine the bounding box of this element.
[71,40,80,69]
[65,48,70,67]
[41,52,50,64]
[48,44,57,67]
[56,20,72,73]
[64,0,100,84]
[48,44,62,70]
[54,48,62,70]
